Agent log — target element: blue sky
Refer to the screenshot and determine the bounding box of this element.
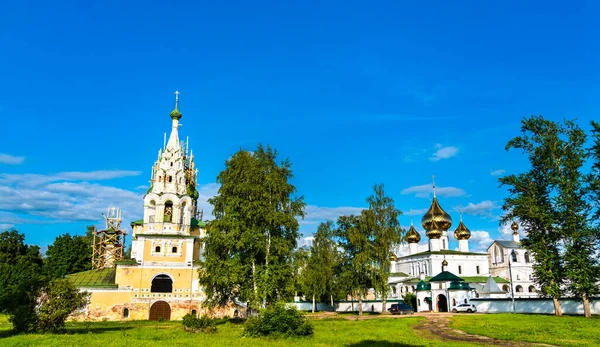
[1,1,598,252]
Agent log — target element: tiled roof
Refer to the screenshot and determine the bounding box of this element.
[67,268,117,288]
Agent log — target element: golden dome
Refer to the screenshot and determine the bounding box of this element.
[454,220,471,241]
[442,258,448,267]
[425,218,443,239]
[406,225,421,243]
[511,221,519,232]
[421,196,453,233]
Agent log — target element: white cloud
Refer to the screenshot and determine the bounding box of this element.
[0,170,142,187]
[299,236,314,248]
[490,169,505,176]
[304,205,364,222]
[469,230,494,252]
[401,184,466,198]
[0,153,25,165]
[460,200,498,217]
[0,223,14,231]
[430,144,459,162]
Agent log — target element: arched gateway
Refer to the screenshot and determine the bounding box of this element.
[149,301,171,321]
[436,294,448,312]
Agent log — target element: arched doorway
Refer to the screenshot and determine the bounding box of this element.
[436,294,448,312]
[149,301,171,321]
[151,274,173,293]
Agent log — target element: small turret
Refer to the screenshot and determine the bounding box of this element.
[511,221,520,243]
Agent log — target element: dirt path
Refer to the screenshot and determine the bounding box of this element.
[412,314,556,347]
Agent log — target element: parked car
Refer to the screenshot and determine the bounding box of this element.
[388,303,414,315]
[452,303,477,313]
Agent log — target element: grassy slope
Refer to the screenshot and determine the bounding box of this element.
[450,313,600,347]
[0,315,484,347]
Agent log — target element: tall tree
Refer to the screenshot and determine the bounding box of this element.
[336,213,372,315]
[44,233,92,279]
[0,230,46,332]
[500,116,600,317]
[199,145,305,310]
[364,184,403,313]
[300,221,338,312]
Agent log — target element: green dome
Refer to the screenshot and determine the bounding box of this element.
[170,108,182,120]
[448,281,462,290]
[416,280,431,291]
[461,282,472,290]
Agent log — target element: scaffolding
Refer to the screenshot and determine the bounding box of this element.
[91,207,127,269]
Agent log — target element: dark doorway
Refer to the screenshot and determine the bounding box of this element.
[149,301,171,321]
[436,294,448,312]
[151,274,173,293]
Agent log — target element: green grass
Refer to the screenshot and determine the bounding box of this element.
[450,313,600,347]
[0,315,483,347]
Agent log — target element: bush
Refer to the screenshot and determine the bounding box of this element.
[36,279,90,333]
[182,313,217,333]
[243,302,313,338]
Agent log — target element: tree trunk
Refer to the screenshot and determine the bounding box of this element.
[583,293,592,318]
[358,293,363,316]
[382,295,387,314]
[552,296,563,316]
[330,294,334,311]
[312,295,316,313]
[252,259,257,304]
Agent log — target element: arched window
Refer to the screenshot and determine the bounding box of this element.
[167,176,173,183]
[524,252,530,263]
[418,299,421,306]
[151,274,173,293]
[191,309,197,316]
[155,246,161,253]
[180,201,187,225]
[158,176,162,183]
[452,298,456,306]
[502,284,509,292]
[511,251,518,262]
[516,285,523,293]
[528,286,536,293]
[148,200,156,223]
[123,308,129,318]
[172,246,178,253]
[164,201,173,222]
[443,239,447,249]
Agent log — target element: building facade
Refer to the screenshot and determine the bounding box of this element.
[70,93,239,321]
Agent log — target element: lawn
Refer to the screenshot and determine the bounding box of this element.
[0,315,481,347]
[450,313,600,347]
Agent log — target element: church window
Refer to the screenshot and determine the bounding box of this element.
[151,274,173,293]
[528,286,536,293]
[164,201,173,222]
[524,252,530,263]
[191,309,197,316]
[123,308,129,318]
[155,246,161,253]
[476,266,480,274]
[502,285,509,292]
[452,298,456,306]
[168,176,173,183]
[170,162,173,167]
[516,285,523,293]
[418,299,421,306]
[443,239,446,249]
[158,176,162,182]
[458,266,462,274]
[511,251,518,262]
[172,246,178,253]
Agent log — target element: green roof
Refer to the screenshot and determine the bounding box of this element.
[389,272,409,277]
[400,249,487,259]
[67,268,117,288]
[429,271,464,282]
[131,219,143,227]
[191,218,207,227]
[461,276,510,284]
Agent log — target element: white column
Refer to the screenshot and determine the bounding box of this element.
[430,238,440,252]
[458,239,469,252]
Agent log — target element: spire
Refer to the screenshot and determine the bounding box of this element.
[410,209,413,226]
[166,91,182,149]
[432,174,436,197]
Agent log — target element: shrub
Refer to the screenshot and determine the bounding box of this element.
[243,302,313,338]
[182,313,217,333]
[36,279,90,333]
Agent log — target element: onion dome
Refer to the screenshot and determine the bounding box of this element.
[425,218,443,239]
[454,217,471,241]
[170,90,182,120]
[441,258,448,267]
[406,225,421,243]
[421,196,453,232]
[449,281,462,290]
[416,280,431,291]
[461,282,472,290]
[511,221,519,233]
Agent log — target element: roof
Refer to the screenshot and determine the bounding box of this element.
[389,272,409,277]
[191,218,207,227]
[67,268,117,288]
[429,271,463,282]
[130,219,143,227]
[399,249,487,259]
[490,240,521,249]
[480,276,506,293]
[402,275,508,284]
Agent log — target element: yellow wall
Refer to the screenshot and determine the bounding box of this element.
[142,239,188,263]
[115,266,197,293]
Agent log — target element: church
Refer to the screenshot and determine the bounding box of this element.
[69,93,238,321]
